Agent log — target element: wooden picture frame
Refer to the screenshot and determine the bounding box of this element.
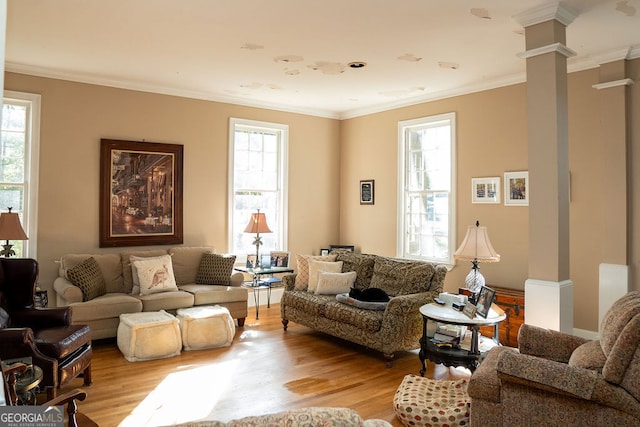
[320,248,330,256]
[476,286,496,318]
[99,139,184,247]
[360,179,375,205]
[462,302,477,319]
[471,177,500,204]
[504,171,529,206]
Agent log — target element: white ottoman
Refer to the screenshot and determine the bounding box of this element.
[176,305,235,351]
[117,310,182,362]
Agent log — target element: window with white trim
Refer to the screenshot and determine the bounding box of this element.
[398,113,456,265]
[0,91,40,258]
[228,118,288,261]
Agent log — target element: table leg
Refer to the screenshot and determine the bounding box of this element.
[419,317,428,376]
[470,325,480,355]
[267,284,272,308]
[250,287,261,319]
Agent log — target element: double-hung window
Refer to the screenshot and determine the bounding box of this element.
[228,118,288,261]
[397,113,456,265]
[0,91,40,258]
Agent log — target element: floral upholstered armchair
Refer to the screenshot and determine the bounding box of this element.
[468,291,640,426]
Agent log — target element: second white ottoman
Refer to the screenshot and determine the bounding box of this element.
[117,310,182,362]
[176,305,235,351]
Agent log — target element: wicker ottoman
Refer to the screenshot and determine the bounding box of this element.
[117,310,182,362]
[394,375,470,427]
[176,305,235,351]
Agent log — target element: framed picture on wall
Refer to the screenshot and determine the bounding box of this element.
[504,171,529,206]
[360,179,375,205]
[99,139,184,247]
[329,245,355,252]
[471,177,500,204]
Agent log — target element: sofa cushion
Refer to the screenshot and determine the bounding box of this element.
[169,246,215,285]
[323,301,383,333]
[67,257,107,301]
[196,253,236,285]
[333,252,376,291]
[180,284,248,306]
[308,260,343,293]
[136,290,195,312]
[280,291,333,316]
[59,253,124,293]
[369,258,435,296]
[132,255,178,295]
[294,254,337,291]
[315,271,357,295]
[569,340,606,373]
[68,293,143,321]
[121,249,169,293]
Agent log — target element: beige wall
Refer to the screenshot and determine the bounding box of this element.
[5,72,342,298]
[6,58,639,333]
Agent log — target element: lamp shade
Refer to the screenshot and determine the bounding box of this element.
[0,211,28,241]
[243,212,272,234]
[454,223,499,262]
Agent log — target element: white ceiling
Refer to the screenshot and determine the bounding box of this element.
[5,0,640,119]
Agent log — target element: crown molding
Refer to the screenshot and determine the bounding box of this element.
[517,42,577,60]
[513,2,578,28]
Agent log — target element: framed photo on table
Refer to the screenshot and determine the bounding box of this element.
[476,286,496,318]
[99,139,183,247]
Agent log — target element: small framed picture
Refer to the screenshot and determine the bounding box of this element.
[320,248,330,256]
[270,251,290,267]
[360,179,375,205]
[462,303,477,319]
[471,177,500,204]
[476,286,496,318]
[329,245,355,252]
[246,254,257,269]
[504,171,529,206]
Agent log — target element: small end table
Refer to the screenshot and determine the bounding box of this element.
[419,302,506,374]
[235,266,293,319]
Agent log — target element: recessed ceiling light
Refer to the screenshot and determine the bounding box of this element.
[348,61,367,69]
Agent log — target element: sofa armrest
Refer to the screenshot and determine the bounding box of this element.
[282,273,296,291]
[53,277,83,304]
[496,348,599,400]
[385,291,435,316]
[518,324,589,363]
[230,272,244,287]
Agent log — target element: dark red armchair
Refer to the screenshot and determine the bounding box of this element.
[0,258,92,399]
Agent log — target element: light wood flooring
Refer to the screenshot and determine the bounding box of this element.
[53,303,471,426]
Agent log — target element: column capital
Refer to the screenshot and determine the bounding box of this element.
[517,42,577,60]
[513,2,578,28]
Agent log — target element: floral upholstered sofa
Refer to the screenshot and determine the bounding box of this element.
[280,251,447,364]
[53,246,248,339]
[174,407,391,426]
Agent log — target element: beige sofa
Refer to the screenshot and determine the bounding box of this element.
[281,251,447,364]
[53,246,248,339]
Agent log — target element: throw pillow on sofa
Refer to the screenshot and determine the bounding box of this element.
[315,271,357,295]
[132,254,178,295]
[294,254,337,291]
[308,260,343,293]
[130,254,171,295]
[67,256,107,301]
[196,253,236,285]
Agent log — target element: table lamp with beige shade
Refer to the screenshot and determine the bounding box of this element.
[0,207,28,257]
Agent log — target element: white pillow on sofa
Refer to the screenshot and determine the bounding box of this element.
[308,260,343,293]
[131,254,178,295]
[315,271,357,295]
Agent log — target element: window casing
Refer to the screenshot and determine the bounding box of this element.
[0,91,40,258]
[397,113,456,266]
[228,118,288,260]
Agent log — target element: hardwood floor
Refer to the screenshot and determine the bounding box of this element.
[54,304,471,426]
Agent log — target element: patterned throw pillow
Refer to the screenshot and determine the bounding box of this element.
[67,256,107,301]
[196,253,237,285]
[308,260,343,293]
[131,255,178,295]
[294,254,337,291]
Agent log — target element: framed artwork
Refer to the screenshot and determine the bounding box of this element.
[504,171,529,206]
[476,286,496,318]
[471,177,500,204]
[320,248,330,256]
[99,139,183,247]
[270,251,290,267]
[360,179,375,205]
[329,245,355,252]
